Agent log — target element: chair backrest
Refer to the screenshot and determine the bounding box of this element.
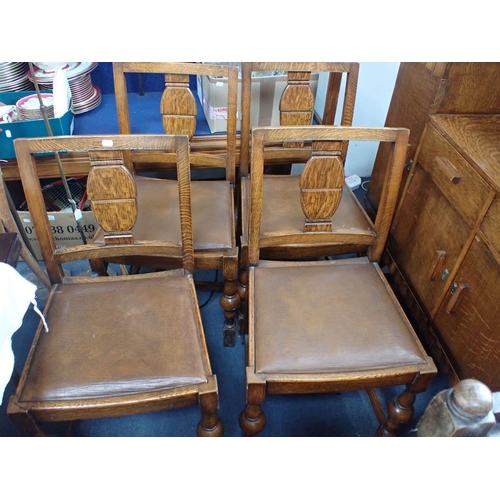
[113,62,238,183]
[14,134,194,284]
[239,62,359,176]
[247,126,409,266]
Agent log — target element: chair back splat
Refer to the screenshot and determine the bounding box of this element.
[8,134,222,437]
[239,125,438,437]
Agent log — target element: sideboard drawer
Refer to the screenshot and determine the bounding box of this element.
[417,122,490,226]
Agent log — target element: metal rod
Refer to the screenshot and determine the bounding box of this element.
[28,62,87,244]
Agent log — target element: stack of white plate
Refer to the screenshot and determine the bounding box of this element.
[28,62,101,114]
[0,62,34,91]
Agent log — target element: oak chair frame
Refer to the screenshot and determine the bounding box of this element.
[7,134,223,437]
[239,126,437,437]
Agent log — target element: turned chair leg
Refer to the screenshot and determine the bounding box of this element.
[239,403,266,436]
[376,361,436,437]
[376,385,416,437]
[197,377,224,437]
[239,373,266,436]
[219,258,241,347]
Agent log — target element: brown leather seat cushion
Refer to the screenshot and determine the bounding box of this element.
[242,175,374,238]
[19,272,209,402]
[253,258,427,374]
[95,176,234,250]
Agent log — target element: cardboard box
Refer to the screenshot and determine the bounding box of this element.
[197,65,319,133]
[0,91,74,159]
[11,177,97,261]
[18,210,98,261]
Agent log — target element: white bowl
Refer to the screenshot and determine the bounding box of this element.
[16,93,54,110]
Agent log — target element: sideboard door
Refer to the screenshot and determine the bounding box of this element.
[388,164,470,317]
[433,234,500,392]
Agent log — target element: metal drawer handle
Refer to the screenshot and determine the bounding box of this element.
[428,249,447,281]
[446,282,469,314]
[434,156,461,184]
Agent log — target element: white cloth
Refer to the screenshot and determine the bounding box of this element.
[52,68,72,118]
[0,263,48,400]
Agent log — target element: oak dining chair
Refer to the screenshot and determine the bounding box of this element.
[8,134,223,437]
[239,125,437,437]
[238,63,368,331]
[110,62,240,346]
